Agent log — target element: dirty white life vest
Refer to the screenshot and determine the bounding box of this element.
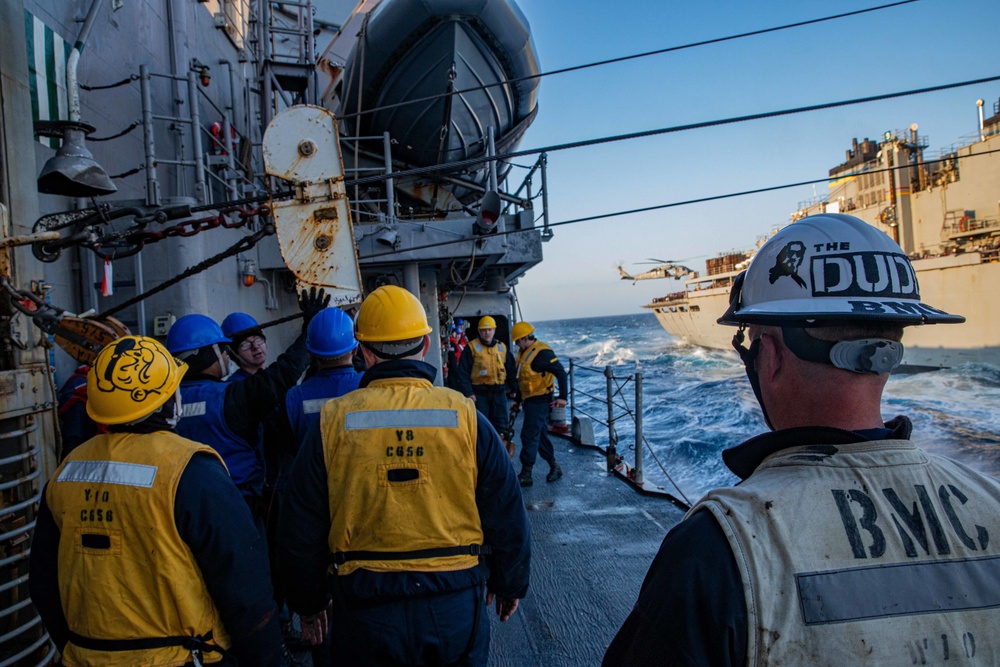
[690,439,1000,665]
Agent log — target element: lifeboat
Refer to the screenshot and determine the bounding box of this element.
[333,0,541,211]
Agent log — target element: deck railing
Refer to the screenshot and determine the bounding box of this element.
[567,359,691,510]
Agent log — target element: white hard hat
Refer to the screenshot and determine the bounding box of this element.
[718,214,964,327]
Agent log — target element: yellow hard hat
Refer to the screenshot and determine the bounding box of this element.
[511,321,535,341]
[355,285,433,342]
[87,336,186,425]
[478,316,497,329]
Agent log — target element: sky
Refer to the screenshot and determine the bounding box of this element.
[500,0,1000,321]
[316,0,1000,321]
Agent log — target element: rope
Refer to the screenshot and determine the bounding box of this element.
[96,225,273,319]
[226,311,304,341]
[448,243,478,286]
[90,121,140,142]
[80,74,138,91]
[337,0,918,122]
[609,374,692,504]
[573,407,609,428]
[350,12,369,206]
[108,166,143,179]
[41,346,64,462]
[572,388,610,403]
[572,363,606,374]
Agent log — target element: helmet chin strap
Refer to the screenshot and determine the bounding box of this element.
[732,327,774,430]
[165,390,182,428]
[213,344,227,368]
[363,339,425,361]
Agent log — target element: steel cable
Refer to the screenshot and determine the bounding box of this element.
[347,74,1000,189]
[96,225,274,319]
[338,0,919,122]
[357,145,1000,261]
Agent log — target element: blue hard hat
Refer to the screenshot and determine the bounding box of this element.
[455,318,466,326]
[307,307,357,358]
[221,312,261,339]
[166,314,231,355]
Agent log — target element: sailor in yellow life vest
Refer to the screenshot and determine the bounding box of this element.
[29,336,282,667]
[278,285,531,666]
[511,321,568,487]
[456,315,517,434]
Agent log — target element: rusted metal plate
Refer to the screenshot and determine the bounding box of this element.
[0,369,53,418]
[263,105,362,306]
[262,104,343,184]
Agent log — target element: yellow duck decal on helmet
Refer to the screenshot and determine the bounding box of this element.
[96,338,173,402]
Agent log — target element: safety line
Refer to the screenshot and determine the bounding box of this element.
[357,146,1000,261]
[347,74,1000,188]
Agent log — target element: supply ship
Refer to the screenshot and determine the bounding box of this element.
[640,100,1000,370]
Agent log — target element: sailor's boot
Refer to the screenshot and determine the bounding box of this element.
[518,465,533,487]
[546,462,563,483]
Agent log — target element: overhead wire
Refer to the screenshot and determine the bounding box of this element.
[345,73,1000,189]
[337,0,920,122]
[358,146,1000,262]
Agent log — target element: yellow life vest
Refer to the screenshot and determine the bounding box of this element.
[517,341,555,399]
[46,432,232,666]
[469,339,507,386]
[320,376,485,576]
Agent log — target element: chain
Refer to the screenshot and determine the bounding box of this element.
[31,192,285,263]
[91,204,269,260]
[0,275,95,350]
[0,274,64,323]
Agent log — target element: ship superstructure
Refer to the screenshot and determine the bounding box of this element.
[0,0,551,662]
[645,97,1000,369]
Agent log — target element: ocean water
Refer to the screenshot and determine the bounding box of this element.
[536,313,1000,501]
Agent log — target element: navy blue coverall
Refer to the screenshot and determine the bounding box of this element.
[278,360,531,666]
[177,334,309,509]
[515,346,568,470]
[456,339,517,435]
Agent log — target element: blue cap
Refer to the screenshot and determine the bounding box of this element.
[307,308,357,358]
[166,314,231,354]
[221,312,261,339]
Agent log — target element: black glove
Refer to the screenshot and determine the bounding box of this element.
[299,286,331,328]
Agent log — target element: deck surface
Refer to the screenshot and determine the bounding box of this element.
[487,434,687,666]
[288,429,688,666]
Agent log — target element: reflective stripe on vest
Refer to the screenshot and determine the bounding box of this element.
[177,380,257,488]
[286,368,362,443]
[689,439,1000,664]
[470,339,507,386]
[516,341,554,399]
[47,432,232,665]
[320,376,484,576]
